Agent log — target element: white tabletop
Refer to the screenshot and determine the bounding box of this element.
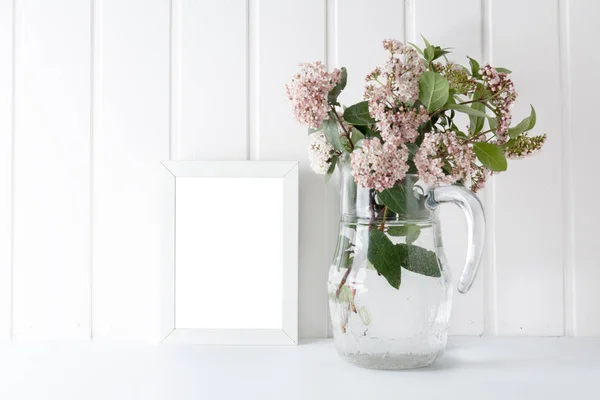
[1,337,598,400]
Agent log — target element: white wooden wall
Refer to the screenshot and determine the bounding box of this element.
[0,0,597,341]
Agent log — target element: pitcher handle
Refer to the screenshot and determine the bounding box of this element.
[426,185,486,294]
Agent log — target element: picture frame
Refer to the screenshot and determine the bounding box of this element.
[160,161,299,345]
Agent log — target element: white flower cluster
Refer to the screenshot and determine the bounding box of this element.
[308,131,335,174]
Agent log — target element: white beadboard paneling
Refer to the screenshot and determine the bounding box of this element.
[93,0,170,341]
[481,0,498,337]
[569,0,600,336]
[173,0,247,160]
[414,0,482,62]
[493,0,564,335]
[12,0,90,340]
[558,0,574,337]
[0,0,594,341]
[335,0,405,105]
[255,0,328,338]
[324,0,341,340]
[0,0,12,340]
[414,0,484,335]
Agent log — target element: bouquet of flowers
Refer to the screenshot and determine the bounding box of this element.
[286,38,546,194]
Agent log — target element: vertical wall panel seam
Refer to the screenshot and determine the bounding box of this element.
[404,0,415,43]
[324,0,327,68]
[89,0,96,340]
[323,0,328,337]
[9,0,16,340]
[170,0,181,160]
[481,0,498,336]
[326,0,338,68]
[245,0,250,160]
[168,0,172,160]
[91,0,103,339]
[324,0,331,338]
[558,0,575,336]
[248,0,259,160]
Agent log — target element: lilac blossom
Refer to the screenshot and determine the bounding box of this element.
[470,166,490,193]
[415,130,474,186]
[364,39,427,146]
[308,131,336,174]
[480,64,517,143]
[286,61,342,129]
[350,138,409,192]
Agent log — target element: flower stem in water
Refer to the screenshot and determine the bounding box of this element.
[379,206,389,232]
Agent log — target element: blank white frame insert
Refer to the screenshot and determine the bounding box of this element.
[160,161,299,345]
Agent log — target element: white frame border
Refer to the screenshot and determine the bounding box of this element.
[159,161,299,345]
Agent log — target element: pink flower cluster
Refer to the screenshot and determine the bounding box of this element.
[364,40,427,146]
[414,130,474,186]
[480,64,517,142]
[470,167,490,193]
[350,138,409,192]
[366,86,430,145]
[285,61,342,129]
[379,39,425,103]
[439,62,477,95]
[285,40,541,195]
[307,131,335,174]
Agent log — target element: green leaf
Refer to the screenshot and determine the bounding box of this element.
[387,224,421,245]
[469,103,486,135]
[421,34,432,48]
[408,42,424,56]
[325,155,338,183]
[406,225,421,244]
[424,46,435,63]
[387,226,407,236]
[445,103,489,118]
[488,117,498,131]
[357,306,372,326]
[341,127,358,152]
[406,142,419,174]
[406,142,419,158]
[331,285,352,303]
[335,233,354,271]
[473,142,508,172]
[418,71,450,112]
[343,101,376,126]
[507,105,536,138]
[333,234,350,267]
[397,244,441,277]
[322,114,345,153]
[379,183,429,219]
[367,229,402,289]
[527,106,537,130]
[308,126,319,135]
[406,225,421,245]
[459,65,471,75]
[418,118,435,135]
[468,56,481,78]
[328,67,347,105]
[378,186,407,215]
[350,128,365,144]
[445,89,457,106]
[495,67,512,74]
[501,138,517,150]
[433,46,451,61]
[353,124,373,138]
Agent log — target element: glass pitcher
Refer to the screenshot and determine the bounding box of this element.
[328,159,485,369]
